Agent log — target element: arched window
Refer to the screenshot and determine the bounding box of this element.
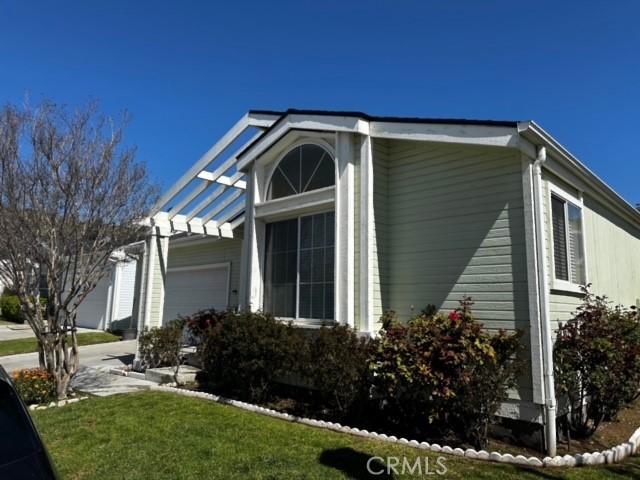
[268,144,334,200]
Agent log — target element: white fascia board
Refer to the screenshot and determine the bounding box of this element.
[369,121,520,149]
[519,121,640,229]
[236,114,369,171]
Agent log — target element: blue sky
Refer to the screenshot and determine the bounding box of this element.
[1,1,638,204]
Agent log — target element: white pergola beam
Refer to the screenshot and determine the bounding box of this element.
[215,201,245,227]
[167,180,211,220]
[149,113,276,218]
[200,171,245,223]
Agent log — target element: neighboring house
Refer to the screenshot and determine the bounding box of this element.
[133,109,640,452]
[76,257,138,331]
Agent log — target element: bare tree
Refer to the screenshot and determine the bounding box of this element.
[0,101,158,398]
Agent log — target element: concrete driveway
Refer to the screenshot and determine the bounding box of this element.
[0,339,137,373]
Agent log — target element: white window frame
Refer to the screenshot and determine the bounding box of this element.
[548,183,588,294]
[263,210,336,327]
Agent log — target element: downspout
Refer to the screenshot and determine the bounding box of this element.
[532,145,557,456]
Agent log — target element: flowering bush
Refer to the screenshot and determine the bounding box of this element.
[369,298,522,449]
[11,368,56,404]
[554,286,640,437]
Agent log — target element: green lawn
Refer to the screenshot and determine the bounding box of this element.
[0,318,16,325]
[0,331,121,356]
[32,391,640,480]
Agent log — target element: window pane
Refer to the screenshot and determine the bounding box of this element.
[264,219,297,317]
[299,284,311,319]
[300,216,312,249]
[268,145,334,200]
[269,168,296,200]
[568,204,585,285]
[299,211,334,321]
[305,155,335,192]
[551,195,569,281]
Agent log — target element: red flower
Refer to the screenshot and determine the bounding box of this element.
[448,310,462,322]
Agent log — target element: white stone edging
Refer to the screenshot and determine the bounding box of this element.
[28,396,89,411]
[149,384,640,468]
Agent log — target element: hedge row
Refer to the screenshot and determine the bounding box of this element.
[178,298,521,449]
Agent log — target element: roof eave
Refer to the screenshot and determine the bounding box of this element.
[519,121,640,228]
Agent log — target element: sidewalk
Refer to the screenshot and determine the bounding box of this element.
[71,366,156,396]
[0,324,96,341]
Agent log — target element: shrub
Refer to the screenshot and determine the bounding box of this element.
[198,310,302,402]
[299,324,371,418]
[11,368,56,404]
[0,293,24,323]
[369,298,522,449]
[138,320,185,382]
[182,308,228,347]
[554,286,640,437]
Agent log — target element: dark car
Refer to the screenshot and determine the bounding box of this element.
[0,365,59,479]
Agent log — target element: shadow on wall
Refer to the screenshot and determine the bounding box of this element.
[374,142,532,401]
[319,448,394,479]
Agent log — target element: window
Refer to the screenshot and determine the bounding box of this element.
[551,194,586,285]
[263,212,334,321]
[268,144,334,200]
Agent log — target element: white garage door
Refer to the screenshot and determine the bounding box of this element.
[76,274,111,329]
[162,263,230,324]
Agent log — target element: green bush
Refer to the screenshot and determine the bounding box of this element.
[138,320,185,373]
[0,293,24,323]
[299,324,371,419]
[369,298,522,449]
[197,310,303,403]
[554,287,640,437]
[11,368,56,404]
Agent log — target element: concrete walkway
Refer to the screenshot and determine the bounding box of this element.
[71,366,156,396]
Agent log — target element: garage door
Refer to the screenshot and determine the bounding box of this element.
[76,274,111,329]
[162,263,230,324]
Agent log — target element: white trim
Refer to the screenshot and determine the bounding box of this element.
[237,114,521,171]
[255,186,335,221]
[359,135,374,333]
[548,182,588,292]
[166,262,230,273]
[335,131,355,328]
[143,233,156,329]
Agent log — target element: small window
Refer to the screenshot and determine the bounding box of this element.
[551,194,585,285]
[268,144,334,200]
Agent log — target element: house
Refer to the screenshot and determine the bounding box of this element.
[76,245,141,332]
[132,109,640,454]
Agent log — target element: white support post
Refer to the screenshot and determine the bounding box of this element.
[359,135,374,333]
[335,132,355,328]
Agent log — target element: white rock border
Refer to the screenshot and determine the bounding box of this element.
[148,384,640,468]
[28,396,89,411]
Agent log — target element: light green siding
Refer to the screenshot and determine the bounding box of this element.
[382,141,529,327]
[372,139,390,327]
[373,140,533,404]
[353,136,361,330]
[543,171,640,329]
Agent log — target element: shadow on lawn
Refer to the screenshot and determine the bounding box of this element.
[319,448,394,479]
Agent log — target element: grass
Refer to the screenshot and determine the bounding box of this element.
[32,391,640,480]
[0,318,17,325]
[0,331,121,357]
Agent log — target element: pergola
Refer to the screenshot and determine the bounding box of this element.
[144,111,280,238]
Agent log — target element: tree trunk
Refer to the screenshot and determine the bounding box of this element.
[44,327,80,400]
